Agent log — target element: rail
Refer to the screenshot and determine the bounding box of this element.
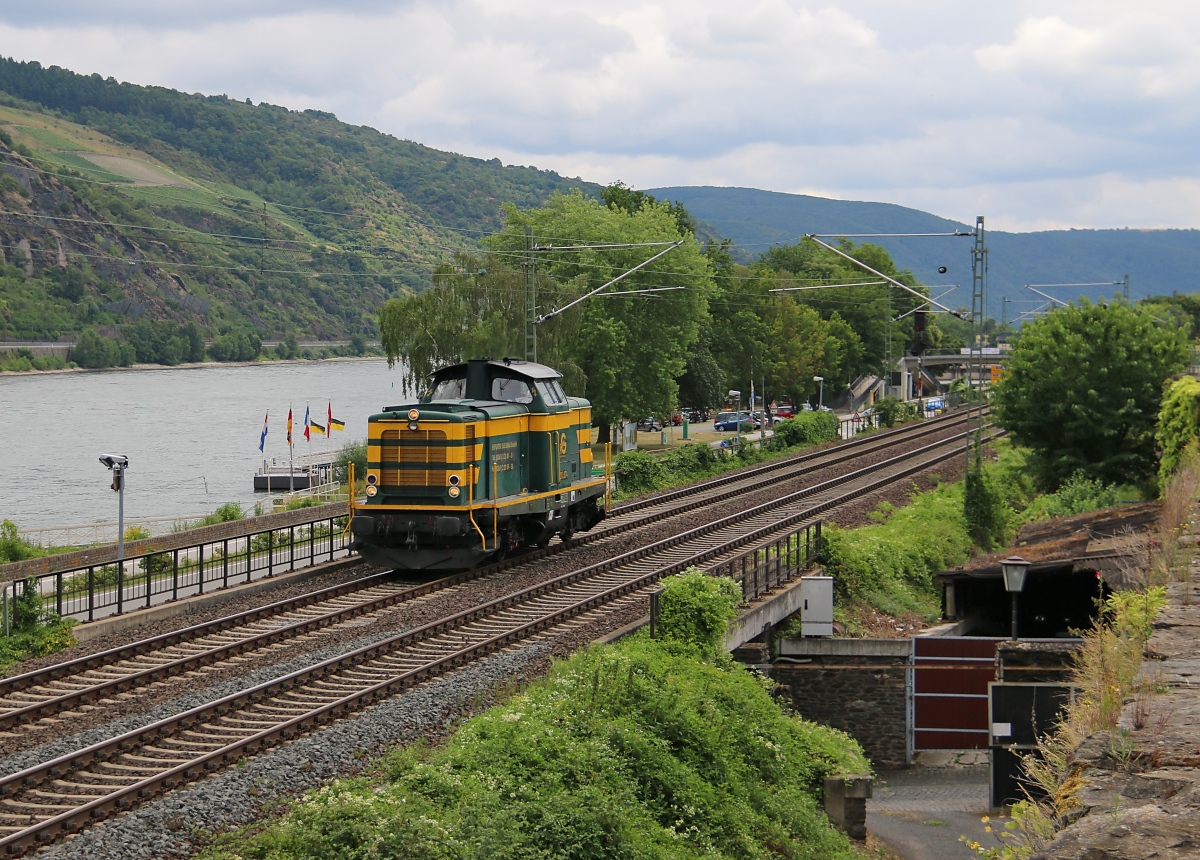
[0,505,350,623]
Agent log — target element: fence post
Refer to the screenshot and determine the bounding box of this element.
[87,567,95,622]
[268,530,274,577]
[290,526,296,571]
[145,553,152,609]
[309,526,314,566]
[116,558,124,616]
[198,544,205,595]
[172,550,179,601]
[55,572,63,618]
[223,539,229,589]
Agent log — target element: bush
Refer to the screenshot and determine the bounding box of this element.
[613,448,666,495]
[1156,376,1200,486]
[773,411,839,446]
[208,631,868,860]
[333,439,367,483]
[873,397,918,428]
[657,569,742,655]
[0,520,43,563]
[1019,470,1119,523]
[195,502,246,527]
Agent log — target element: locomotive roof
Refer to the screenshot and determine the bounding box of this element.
[431,359,562,380]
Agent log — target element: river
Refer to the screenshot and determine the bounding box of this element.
[4,359,410,533]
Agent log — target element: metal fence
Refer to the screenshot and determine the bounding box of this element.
[709,520,823,603]
[839,413,882,439]
[4,512,350,624]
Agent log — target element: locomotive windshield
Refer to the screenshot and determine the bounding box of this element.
[428,376,467,400]
[492,377,535,404]
[535,380,567,405]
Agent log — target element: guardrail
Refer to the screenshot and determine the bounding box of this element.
[709,519,823,603]
[0,503,351,624]
[839,412,882,439]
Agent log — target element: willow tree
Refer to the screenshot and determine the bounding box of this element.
[485,190,713,437]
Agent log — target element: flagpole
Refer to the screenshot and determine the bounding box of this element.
[289,403,294,493]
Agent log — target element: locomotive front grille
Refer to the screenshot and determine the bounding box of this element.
[380,428,448,487]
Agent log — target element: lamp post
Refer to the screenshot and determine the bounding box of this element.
[100,455,128,614]
[728,389,741,446]
[813,376,824,411]
[1000,555,1031,640]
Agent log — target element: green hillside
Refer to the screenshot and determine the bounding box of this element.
[0,57,597,342]
[652,186,1200,316]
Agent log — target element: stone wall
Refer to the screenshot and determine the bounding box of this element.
[771,639,910,768]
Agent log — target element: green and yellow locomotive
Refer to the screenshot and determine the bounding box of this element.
[348,359,609,571]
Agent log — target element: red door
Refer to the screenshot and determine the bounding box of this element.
[911,637,1000,751]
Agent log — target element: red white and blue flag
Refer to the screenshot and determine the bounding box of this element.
[259,412,268,453]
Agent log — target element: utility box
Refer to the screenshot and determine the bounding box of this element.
[800,576,834,637]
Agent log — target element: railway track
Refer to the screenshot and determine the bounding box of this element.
[0,421,989,855]
[0,411,978,743]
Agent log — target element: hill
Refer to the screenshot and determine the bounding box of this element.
[650,186,1200,317]
[0,57,596,342]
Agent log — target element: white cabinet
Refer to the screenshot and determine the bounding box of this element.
[800,576,834,637]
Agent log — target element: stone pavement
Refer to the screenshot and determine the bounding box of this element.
[869,763,997,860]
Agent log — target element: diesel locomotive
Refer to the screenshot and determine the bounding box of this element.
[348,358,609,571]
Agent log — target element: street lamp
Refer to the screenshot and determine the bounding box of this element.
[813,376,824,411]
[100,455,128,613]
[1000,555,1031,640]
[728,389,741,446]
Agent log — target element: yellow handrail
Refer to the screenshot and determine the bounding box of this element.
[467,464,486,548]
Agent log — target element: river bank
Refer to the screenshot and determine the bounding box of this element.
[0,352,388,378]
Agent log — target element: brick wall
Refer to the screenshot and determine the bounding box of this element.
[771,639,910,768]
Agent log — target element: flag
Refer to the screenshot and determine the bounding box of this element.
[326,402,334,438]
[329,417,346,432]
[286,408,293,446]
[303,404,311,442]
[309,421,326,435]
[259,412,268,453]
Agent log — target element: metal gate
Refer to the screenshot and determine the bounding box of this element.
[910,637,1001,752]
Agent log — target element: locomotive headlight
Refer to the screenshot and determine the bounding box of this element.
[448,474,461,487]
[366,485,378,497]
[366,473,378,486]
[448,486,461,498]
[409,421,418,431]
[408,409,419,421]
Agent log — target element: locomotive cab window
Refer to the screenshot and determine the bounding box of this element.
[429,376,467,400]
[492,377,534,404]
[535,380,566,406]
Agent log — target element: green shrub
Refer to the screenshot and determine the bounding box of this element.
[0,520,43,564]
[195,502,246,527]
[1020,470,1119,523]
[773,411,839,446]
[207,631,868,860]
[613,448,666,495]
[333,438,367,483]
[657,569,742,655]
[1156,376,1200,485]
[873,397,918,428]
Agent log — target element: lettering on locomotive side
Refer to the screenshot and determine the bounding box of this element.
[492,439,519,473]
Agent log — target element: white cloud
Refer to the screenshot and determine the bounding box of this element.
[1,1,1199,230]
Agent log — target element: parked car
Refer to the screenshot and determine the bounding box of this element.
[687,408,710,422]
[714,411,761,432]
[636,416,664,432]
[774,404,796,420]
[669,411,684,426]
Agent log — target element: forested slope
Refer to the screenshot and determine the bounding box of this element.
[0,57,596,341]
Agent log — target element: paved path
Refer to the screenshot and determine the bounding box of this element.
[869,766,998,860]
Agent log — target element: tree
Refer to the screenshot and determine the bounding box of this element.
[992,299,1189,490]
[381,190,713,439]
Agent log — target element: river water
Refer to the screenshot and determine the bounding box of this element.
[4,359,410,532]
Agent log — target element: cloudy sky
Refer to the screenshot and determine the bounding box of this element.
[2,1,1197,232]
